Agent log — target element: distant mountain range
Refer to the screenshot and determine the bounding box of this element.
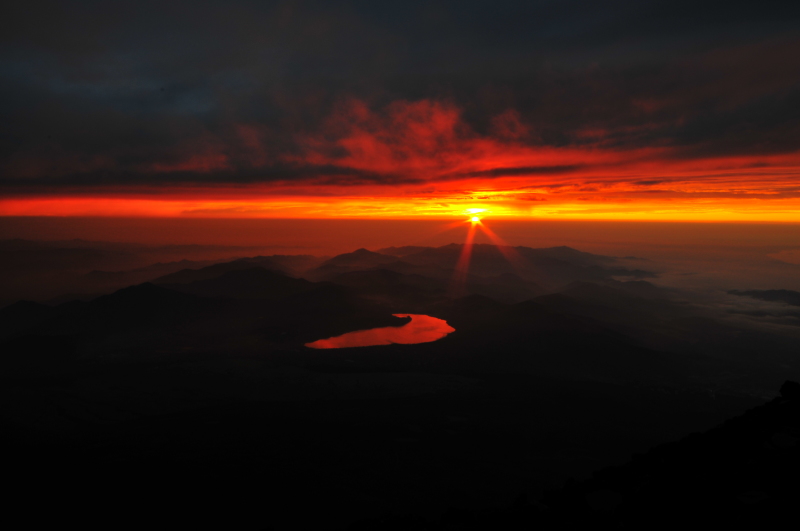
[3,243,798,395]
[0,238,322,306]
[2,242,800,529]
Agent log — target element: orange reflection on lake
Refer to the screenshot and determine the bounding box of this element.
[305,314,455,349]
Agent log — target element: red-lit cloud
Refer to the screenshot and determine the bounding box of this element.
[3,1,800,220]
[2,97,800,221]
[289,99,632,184]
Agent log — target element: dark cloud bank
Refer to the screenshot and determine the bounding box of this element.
[2,0,800,187]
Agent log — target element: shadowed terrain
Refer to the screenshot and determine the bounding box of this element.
[2,241,800,529]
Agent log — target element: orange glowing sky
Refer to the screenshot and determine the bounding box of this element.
[2,100,800,221]
[4,3,800,223]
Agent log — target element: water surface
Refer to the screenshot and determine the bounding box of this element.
[305,314,455,349]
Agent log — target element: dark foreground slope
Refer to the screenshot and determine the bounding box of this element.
[345,381,800,530]
[2,244,799,529]
[0,372,764,530]
[0,274,771,529]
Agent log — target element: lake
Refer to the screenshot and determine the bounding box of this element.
[305,314,455,349]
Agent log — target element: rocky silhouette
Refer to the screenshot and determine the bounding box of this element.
[2,242,800,529]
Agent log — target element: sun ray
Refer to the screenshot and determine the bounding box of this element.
[450,220,478,297]
[477,222,527,272]
[428,220,472,237]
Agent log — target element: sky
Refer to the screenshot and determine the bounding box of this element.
[2,1,800,221]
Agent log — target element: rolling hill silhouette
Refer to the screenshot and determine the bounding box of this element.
[163,267,316,300]
[3,242,800,530]
[153,256,285,284]
[305,248,401,281]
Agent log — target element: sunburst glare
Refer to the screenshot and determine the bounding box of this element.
[450,220,478,296]
[450,214,527,297]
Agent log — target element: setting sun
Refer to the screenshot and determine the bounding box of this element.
[471,216,481,222]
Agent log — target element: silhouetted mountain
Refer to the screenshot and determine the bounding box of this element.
[377,245,431,256]
[2,268,418,359]
[466,272,544,303]
[164,267,315,300]
[3,243,796,393]
[257,281,411,344]
[39,282,203,337]
[729,289,800,307]
[80,258,220,285]
[390,244,655,288]
[437,294,690,383]
[327,268,446,309]
[0,238,132,272]
[328,267,543,306]
[520,245,617,265]
[0,239,278,304]
[302,292,698,385]
[324,248,397,268]
[373,259,455,279]
[534,281,800,383]
[558,281,663,308]
[153,257,283,284]
[611,279,671,298]
[4,240,800,530]
[144,244,652,299]
[543,281,683,336]
[395,243,470,269]
[305,248,400,281]
[263,254,326,275]
[44,293,103,305]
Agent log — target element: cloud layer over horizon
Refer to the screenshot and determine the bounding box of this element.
[2,1,800,218]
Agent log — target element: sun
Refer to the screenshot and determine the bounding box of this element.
[466,208,486,223]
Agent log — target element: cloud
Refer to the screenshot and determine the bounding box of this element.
[769,250,800,265]
[1,0,800,222]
